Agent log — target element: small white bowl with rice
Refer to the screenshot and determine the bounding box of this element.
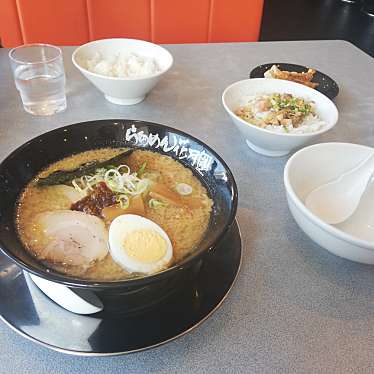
[222,78,338,157]
[72,38,173,105]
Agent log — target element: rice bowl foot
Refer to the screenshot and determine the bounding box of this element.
[245,139,290,157]
[105,95,146,105]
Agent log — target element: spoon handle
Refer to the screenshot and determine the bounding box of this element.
[28,273,104,315]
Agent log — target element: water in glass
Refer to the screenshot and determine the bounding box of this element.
[14,64,66,116]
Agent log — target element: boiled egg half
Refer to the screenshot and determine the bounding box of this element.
[108,214,173,275]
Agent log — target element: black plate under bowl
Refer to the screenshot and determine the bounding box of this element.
[250,63,339,99]
[0,119,238,294]
[0,220,242,355]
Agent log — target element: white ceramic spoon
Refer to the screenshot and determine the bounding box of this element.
[305,152,374,224]
[28,273,104,315]
[336,178,374,241]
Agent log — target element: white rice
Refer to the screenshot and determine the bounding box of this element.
[83,52,161,78]
[264,114,326,134]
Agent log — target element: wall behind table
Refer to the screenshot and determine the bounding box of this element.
[0,0,264,47]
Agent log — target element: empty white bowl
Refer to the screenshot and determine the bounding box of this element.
[284,142,374,264]
[222,78,339,157]
[72,38,173,105]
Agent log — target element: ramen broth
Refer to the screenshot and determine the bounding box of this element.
[16,148,212,280]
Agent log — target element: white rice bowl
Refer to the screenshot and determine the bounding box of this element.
[72,38,173,105]
[222,78,339,157]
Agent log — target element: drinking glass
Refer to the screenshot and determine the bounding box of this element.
[9,44,67,116]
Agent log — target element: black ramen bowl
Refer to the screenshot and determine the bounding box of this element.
[0,120,237,307]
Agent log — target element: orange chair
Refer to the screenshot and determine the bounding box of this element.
[0,0,264,47]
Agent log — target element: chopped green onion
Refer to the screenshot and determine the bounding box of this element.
[136,178,150,195]
[72,179,85,194]
[71,161,150,203]
[269,93,311,115]
[117,194,130,209]
[116,164,130,175]
[149,198,167,209]
[95,167,107,175]
[137,162,147,177]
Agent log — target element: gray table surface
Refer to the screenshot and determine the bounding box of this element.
[1,40,374,373]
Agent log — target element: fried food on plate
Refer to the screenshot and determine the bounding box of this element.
[264,65,319,88]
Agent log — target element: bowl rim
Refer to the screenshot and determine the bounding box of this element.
[71,38,174,81]
[284,142,374,250]
[0,119,238,289]
[222,78,339,138]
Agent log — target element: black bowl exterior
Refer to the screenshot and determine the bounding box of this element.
[0,119,237,290]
